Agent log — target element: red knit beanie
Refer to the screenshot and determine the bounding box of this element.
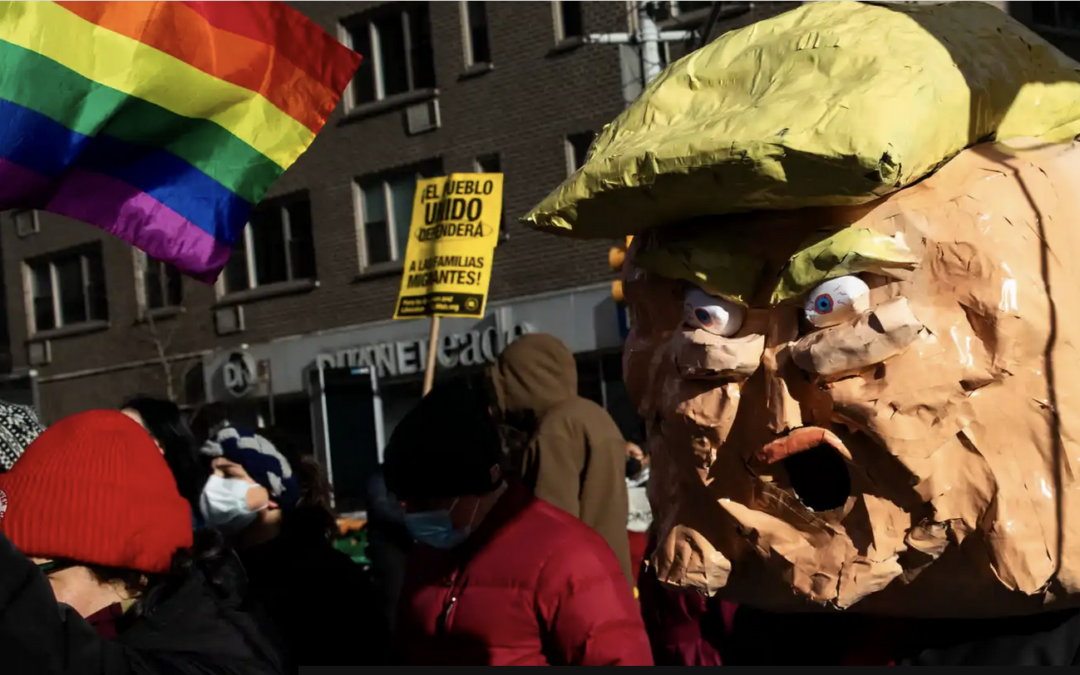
[0,409,193,574]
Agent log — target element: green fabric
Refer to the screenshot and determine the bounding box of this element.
[333,527,371,566]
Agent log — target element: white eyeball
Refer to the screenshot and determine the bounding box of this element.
[684,287,746,337]
[804,276,871,328]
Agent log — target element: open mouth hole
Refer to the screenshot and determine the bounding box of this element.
[781,443,851,512]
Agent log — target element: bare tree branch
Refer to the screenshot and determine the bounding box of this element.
[133,254,207,404]
[143,307,179,402]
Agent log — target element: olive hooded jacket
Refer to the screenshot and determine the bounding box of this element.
[487,333,633,584]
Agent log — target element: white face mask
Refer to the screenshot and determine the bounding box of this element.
[200,475,263,534]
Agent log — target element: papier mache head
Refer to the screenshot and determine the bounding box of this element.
[523,2,1080,617]
[623,139,1080,617]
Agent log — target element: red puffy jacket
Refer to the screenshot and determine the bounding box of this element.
[393,482,653,666]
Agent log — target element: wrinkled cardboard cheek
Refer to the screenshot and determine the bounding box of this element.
[713,495,876,606]
[648,426,740,595]
[905,429,998,546]
[666,382,743,476]
[734,459,916,609]
[622,261,693,420]
[653,523,734,595]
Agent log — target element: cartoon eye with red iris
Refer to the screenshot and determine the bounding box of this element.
[813,294,834,314]
[804,276,870,328]
[684,287,746,337]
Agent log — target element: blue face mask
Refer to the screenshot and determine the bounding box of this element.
[405,498,477,550]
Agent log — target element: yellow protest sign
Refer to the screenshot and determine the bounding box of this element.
[394,173,503,320]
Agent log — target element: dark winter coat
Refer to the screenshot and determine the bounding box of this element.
[365,469,413,632]
[638,561,1080,666]
[637,563,727,666]
[722,604,1080,666]
[487,333,633,584]
[0,531,284,675]
[393,482,652,666]
[239,514,389,667]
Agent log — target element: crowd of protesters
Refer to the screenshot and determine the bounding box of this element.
[0,332,655,672]
[3,331,1075,671]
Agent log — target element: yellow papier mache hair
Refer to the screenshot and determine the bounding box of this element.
[523,1,1080,242]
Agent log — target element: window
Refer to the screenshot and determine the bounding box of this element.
[656,41,672,69]
[356,161,442,268]
[139,252,183,311]
[222,195,316,294]
[566,131,596,175]
[655,2,740,21]
[344,3,436,108]
[669,1,713,17]
[461,1,492,66]
[26,246,108,333]
[654,2,748,25]
[474,153,501,174]
[553,1,584,42]
[13,209,39,237]
[473,154,508,244]
[1032,2,1080,33]
[675,1,713,13]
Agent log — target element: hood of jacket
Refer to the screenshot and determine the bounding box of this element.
[487,333,578,424]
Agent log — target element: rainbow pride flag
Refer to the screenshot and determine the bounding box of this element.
[0,1,360,282]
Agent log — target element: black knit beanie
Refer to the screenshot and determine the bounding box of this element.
[384,376,503,501]
[0,401,45,473]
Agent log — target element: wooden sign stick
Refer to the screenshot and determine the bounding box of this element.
[422,315,441,395]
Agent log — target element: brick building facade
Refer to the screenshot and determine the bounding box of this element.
[2,2,795,454]
[3,0,1062,461]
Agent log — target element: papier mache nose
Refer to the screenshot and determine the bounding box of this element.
[792,297,923,378]
[763,351,805,434]
[675,328,766,380]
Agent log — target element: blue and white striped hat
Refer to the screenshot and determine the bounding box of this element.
[200,425,299,508]
[0,401,45,473]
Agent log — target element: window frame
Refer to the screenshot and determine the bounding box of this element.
[353,160,443,272]
[355,172,422,270]
[23,245,108,335]
[1030,2,1080,36]
[565,131,596,176]
[655,2,749,34]
[13,209,40,238]
[667,1,714,18]
[218,193,316,297]
[473,153,502,174]
[133,250,184,316]
[341,3,436,110]
[552,1,584,43]
[473,154,508,244]
[460,1,492,67]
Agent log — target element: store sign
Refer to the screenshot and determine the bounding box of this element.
[315,323,534,379]
[222,351,258,398]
